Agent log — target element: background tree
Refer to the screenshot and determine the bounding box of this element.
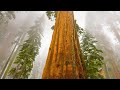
[77,27,104,79]
[0,11,16,75]
[85,11,120,78]
[7,17,43,79]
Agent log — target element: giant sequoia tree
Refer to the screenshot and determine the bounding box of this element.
[42,11,86,79]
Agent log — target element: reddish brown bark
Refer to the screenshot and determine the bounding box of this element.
[42,11,86,79]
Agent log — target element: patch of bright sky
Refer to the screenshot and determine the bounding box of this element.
[74,11,87,29]
[102,24,119,45]
[114,21,120,37]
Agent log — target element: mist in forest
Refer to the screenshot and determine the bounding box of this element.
[0,11,120,79]
[85,11,120,78]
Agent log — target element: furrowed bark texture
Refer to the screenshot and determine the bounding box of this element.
[42,11,86,79]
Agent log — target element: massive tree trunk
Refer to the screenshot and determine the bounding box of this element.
[42,11,86,79]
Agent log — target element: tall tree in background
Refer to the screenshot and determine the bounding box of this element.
[85,11,120,78]
[42,11,86,79]
[78,30,104,78]
[0,11,16,75]
[8,17,43,79]
[74,20,104,79]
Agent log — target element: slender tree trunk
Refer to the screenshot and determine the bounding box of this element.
[42,11,86,79]
[0,33,26,79]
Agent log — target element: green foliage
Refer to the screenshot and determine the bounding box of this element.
[46,11,57,21]
[75,20,104,79]
[74,20,84,35]
[8,18,42,79]
[81,33,104,79]
[46,11,57,30]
